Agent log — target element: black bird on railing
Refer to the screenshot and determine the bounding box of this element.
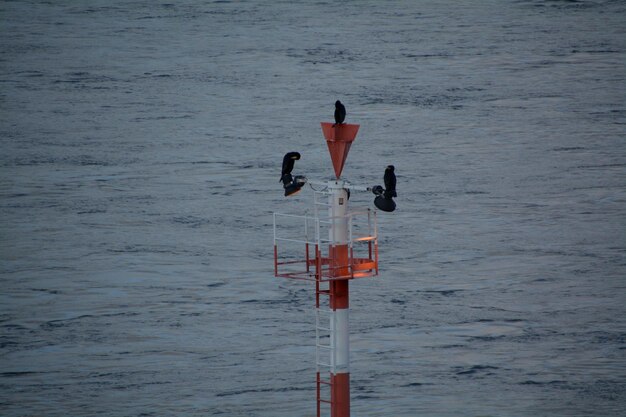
[372,165,397,212]
[384,165,397,199]
[280,152,301,185]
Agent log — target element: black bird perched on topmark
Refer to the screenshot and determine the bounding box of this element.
[280,152,301,185]
[384,165,397,199]
[333,100,346,126]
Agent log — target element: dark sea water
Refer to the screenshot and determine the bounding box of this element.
[1,1,625,416]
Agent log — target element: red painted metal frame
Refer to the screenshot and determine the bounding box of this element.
[274,241,378,283]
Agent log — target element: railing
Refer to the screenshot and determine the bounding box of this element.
[273,213,316,280]
[273,209,378,282]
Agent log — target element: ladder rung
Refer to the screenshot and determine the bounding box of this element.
[317,362,332,367]
[316,311,331,317]
[316,344,332,349]
[316,326,331,331]
[319,398,332,404]
[318,379,332,386]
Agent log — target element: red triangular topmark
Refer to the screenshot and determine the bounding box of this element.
[320,122,360,179]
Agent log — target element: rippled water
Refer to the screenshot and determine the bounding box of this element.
[1,1,625,416]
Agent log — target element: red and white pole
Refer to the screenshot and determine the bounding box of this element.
[320,122,360,417]
[328,181,350,417]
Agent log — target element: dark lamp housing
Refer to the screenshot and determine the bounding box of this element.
[284,175,307,197]
[374,195,396,212]
[371,185,384,196]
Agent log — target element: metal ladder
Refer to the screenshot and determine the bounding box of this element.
[315,278,335,417]
[313,189,331,224]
